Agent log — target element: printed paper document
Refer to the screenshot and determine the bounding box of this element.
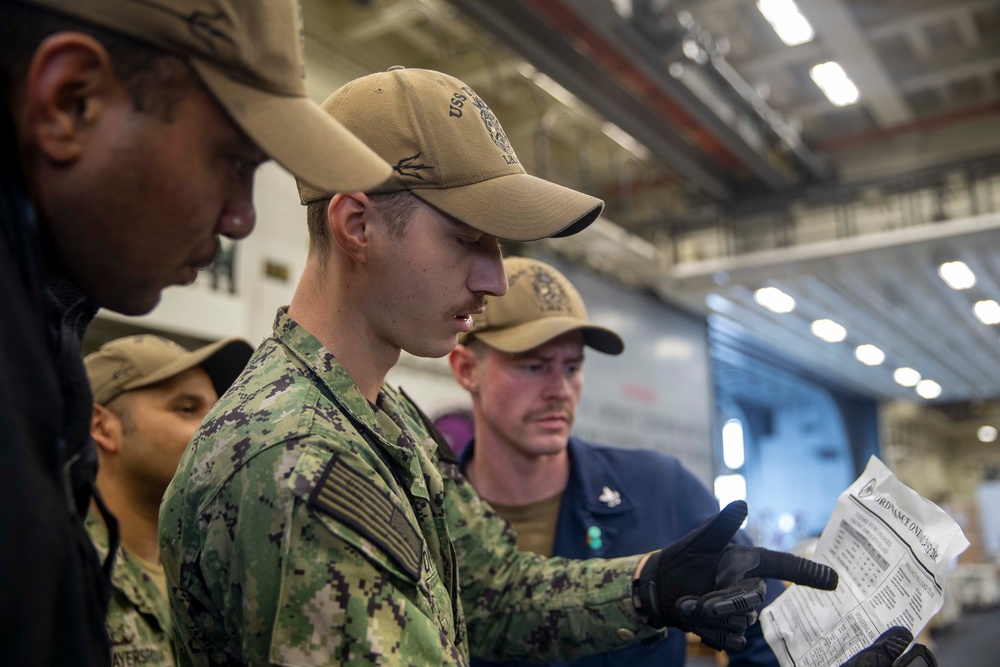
[761,456,968,667]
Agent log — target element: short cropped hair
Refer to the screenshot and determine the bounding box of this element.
[104,392,136,436]
[0,3,197,120]
[306,191,420,265]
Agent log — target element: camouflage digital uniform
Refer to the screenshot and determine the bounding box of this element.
[160,308,656,666]
[86,512,175,667]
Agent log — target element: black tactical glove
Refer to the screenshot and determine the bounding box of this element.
[634,500,839,652]
[839,627,938,667]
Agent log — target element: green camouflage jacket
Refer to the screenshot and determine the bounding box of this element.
[86,511,175,667]
[160,308,652,666]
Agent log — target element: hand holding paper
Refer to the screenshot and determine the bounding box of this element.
[837,626,937,667]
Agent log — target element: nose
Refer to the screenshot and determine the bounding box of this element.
[542,366,573,400]
[217,189,257,241]
[470,239,508,297]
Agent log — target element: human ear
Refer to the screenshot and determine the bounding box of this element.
[328,193,373,264]
[24,33,119,164]
[449,345,480,395]
[90,403,122,455]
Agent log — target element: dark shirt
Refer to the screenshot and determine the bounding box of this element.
[0,103,111,665]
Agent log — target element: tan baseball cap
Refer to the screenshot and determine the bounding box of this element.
[297,67,604,242]
[458,256,624,354]
[21,0,392,193]
[85,334,254,405]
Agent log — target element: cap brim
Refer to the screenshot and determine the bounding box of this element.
[124,338,254,397]
[473,317,624,355]
[192,61,392,194]
[199,339,255,398]
[412,173,603,241]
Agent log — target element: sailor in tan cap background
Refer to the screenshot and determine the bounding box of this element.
[0,1,388,663]
[84,334,253,667]
[447,256,798,667]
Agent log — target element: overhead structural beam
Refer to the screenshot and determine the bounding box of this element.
[954,12,982,47]
[895,54,1000,94]
[451,0,837,196]
[864,0,998,41]
[796,0,913,127]
[448,0,736,198]
[668,212,1000,281]
[789,53,1000,121]
[742,41,826,77]
[553,0,825,186]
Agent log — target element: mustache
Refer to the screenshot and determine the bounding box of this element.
[525,404,575,423]
[455,296,488,316]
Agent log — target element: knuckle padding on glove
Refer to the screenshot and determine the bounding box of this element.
[675,578,764,648]
[687,579,766,620]
[700,629,747,653]
[839,626,914,667]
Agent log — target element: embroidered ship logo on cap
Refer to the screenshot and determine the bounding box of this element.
[533,268,569,313]
[462,85,519,165]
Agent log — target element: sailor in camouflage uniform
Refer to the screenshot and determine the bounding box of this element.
[85,334,252,666]
[161,67,838,666]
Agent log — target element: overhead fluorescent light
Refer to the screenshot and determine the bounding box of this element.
[855,344,885,366]
[810,62,860,106]
[754,286,795,313]
[714,474,747,510]
[610,0,633,20]
[778,512,796,533]
[811,318,846,343]
[916,379,942,400]
[938,260,976,290]
[973,299,1000,325]
[893,367,921,387]
[757,0,814,46]
[978,425,998,443]
[722,419,745,470]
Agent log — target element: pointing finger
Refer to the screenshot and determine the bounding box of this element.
[752,550,839,590]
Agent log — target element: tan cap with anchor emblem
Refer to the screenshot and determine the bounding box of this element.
[297,66,604,241]
[458,256,624,354]
[86,334,254,405]
[20,0,392,194]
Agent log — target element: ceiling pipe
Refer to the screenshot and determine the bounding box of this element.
[814,100,1000,153]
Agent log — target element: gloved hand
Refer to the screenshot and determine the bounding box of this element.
[839,626,938,667]
[634,500,839,652]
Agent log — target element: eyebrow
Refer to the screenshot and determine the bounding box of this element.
[172,392,211,404]
[442,214,483,236]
